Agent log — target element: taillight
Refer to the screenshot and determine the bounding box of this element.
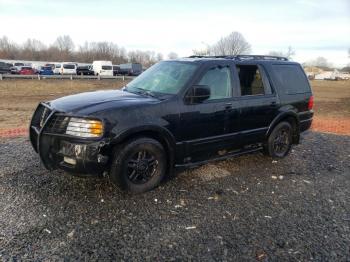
[308,95,314,110]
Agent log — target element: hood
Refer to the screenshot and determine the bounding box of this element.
[48,89,158,115]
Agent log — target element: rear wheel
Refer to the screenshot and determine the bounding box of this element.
[110,137,167,193]
[266,121,292,158]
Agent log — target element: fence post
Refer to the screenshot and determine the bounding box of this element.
[98,74,101,81]
[38,74,40,80]
[122,75,125,81]
[0,74,2,81]
[70,75,73,80]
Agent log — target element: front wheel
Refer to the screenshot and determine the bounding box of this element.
[266,121,292,158]
[110,137,167,193]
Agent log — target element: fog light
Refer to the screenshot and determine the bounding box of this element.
[64,156,76,165]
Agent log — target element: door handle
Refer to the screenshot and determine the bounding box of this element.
[270,101,277,107]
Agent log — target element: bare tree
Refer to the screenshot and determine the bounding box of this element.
[0,36,19,59]
[53,35,75,61]
[167,52,179,59]
[21,38,46,60]
[156,52,164,62]
[210,32,251,56]
[268,46,295,59]
[304,57,331,68]
[192,48,210,56]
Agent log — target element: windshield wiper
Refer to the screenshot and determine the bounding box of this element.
[131,87,158,98]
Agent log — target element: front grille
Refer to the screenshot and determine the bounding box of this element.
[44,115,70,134]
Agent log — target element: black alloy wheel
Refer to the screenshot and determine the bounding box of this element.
[126,150,158,184]
[266,121,292,158]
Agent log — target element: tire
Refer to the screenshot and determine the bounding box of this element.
[109,137,167,193]
[266,121,292,158]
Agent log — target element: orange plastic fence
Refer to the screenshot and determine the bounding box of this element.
[0,118,349,138]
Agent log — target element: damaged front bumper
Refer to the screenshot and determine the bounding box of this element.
[29,103,109,176]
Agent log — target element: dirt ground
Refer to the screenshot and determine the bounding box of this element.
[0,79,349,135]
[0,79,127,129]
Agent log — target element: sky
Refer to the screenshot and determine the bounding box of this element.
[0,0,349,67]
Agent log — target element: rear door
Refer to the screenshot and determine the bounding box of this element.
[234,63,279,145]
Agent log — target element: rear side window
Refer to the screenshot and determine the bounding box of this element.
[272,64,310,94]
[236,65,266,96]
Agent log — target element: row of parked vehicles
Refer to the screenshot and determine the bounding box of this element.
[0,60,143,76]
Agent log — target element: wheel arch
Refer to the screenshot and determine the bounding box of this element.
[110,126,176,171]
[267,111,300,144]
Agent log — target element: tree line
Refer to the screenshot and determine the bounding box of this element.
[0,35,167,67]
[1,32,347,68]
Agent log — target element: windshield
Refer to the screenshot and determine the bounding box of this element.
[126,61,197,95]
[42,67,51,70]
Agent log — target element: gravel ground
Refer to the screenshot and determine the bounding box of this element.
[0,131,349,261]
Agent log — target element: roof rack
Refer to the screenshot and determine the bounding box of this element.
[188,55,288,61]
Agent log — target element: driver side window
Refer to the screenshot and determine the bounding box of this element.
[198,66,232,100]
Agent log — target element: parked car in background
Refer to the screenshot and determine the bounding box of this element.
[10,62,25,74]
[113,65,120,76]
[92,61,113,76]
[57,63,77,75]
[45,63,56,70]
[10,66,19,74]
[14,62,25,67]
[118,63,143,76]
[0,61,11,74]
[53,64,61,74]
[19,66,35,75]
[76,65,94,75]
[39,66,54,75]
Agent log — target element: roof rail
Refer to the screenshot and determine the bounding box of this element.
[187,55,288,61]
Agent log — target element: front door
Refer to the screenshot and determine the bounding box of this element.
[179,63,236,162]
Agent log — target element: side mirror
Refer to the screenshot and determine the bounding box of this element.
[185,85,211,104]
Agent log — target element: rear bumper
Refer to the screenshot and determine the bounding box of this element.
[300,118,313,132]
[29,103,109,176]
[299,110,313,132]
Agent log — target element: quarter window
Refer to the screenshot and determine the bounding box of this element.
[198,66,232,100]
[236,65,265,96]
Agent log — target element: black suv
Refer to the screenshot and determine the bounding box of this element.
[0,62,11,74]
[29,55,313,193]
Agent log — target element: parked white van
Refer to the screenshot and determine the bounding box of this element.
[57,63,77,75]
[92,61,113,76]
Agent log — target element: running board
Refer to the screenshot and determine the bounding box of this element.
[175,147,263,168]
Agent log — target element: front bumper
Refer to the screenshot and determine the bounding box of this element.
[29,103,109,176]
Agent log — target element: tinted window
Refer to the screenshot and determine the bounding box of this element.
[102,65,112,70]
[42,67,51,70]
[198,66,232,100]
[272,64,310,94]
[63,64,75,69]
[21,67,32,70]
[236,65,265,96]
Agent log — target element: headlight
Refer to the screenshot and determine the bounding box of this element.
[65,117,103,138]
